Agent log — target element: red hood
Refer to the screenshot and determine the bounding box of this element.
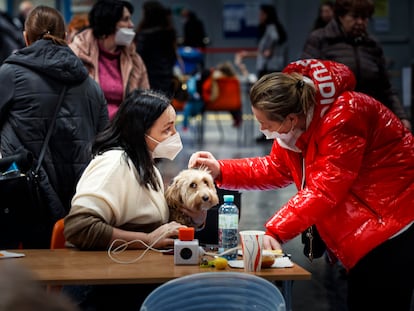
[283,59,356,119]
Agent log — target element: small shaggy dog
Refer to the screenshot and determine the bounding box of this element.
[165,168,219,227]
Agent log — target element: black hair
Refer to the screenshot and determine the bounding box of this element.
[312,1,334,30]
[136,0,170,31]
[92,89,171,191]
[89,0,134,38]
[258,4,287,45]
[334,0,374,19]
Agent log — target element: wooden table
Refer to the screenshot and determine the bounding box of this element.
[2,249,311,310]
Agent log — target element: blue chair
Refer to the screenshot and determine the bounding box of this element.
[140,272,286,311]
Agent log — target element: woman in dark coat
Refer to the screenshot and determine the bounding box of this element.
[302,0,411,131]
[135,1,178,97]
[0,5,108,248]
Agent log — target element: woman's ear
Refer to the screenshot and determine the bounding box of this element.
[23,31,30,46]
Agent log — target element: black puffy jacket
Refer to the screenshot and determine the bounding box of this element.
[301,18,409,121]
[0,39,108,235]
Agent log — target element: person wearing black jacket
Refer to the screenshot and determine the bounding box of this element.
[135,1,178,97]
[181,8,207,48]
[0,5,108,248]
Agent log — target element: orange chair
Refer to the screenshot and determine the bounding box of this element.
[48,218,66,293]
[50,218,66,249]
[201,76,242,143]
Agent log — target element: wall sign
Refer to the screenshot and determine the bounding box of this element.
[223,3,260,38]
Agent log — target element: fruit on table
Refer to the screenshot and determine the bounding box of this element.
[200,257,228,270]
[213,257,228,270]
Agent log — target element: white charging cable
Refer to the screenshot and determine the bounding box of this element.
[200,246,241,258]
[107,230,173,264]
[108,230,242,264]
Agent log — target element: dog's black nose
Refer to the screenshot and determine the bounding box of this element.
[202,195,209,201]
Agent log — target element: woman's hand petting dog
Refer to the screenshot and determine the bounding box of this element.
[188,151,221,179]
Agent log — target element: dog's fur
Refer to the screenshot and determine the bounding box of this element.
[165,168,219,227]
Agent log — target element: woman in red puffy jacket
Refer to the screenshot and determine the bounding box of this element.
[189,59,414,310]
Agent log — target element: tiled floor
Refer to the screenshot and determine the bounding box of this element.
[159,113,413,311]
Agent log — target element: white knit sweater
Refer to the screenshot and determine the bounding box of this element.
[64,149,169,249]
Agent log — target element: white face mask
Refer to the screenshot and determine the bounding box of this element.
[260,120,303,152]
[115,28,135,46]
[276,132,302,152]
[146,132,183,160]
[261,129,280,140]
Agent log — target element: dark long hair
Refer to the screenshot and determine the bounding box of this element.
[92,89,171,191]
[136,0,170,31]
[258,4,287,45]
[334,0,374,18]
[312,1,334,30]
[89,0,134,38]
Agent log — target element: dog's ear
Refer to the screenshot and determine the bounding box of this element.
[165,177,183,206]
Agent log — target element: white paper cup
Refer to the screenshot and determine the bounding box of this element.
[239,230,265,272]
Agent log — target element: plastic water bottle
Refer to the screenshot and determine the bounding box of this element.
[218,194,239,260]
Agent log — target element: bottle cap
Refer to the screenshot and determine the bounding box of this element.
[223,195,234,203]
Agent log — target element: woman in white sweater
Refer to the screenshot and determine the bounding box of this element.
[63,89,206,310]
[64,89,206,250]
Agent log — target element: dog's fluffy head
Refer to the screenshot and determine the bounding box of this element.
[165,168,219,227]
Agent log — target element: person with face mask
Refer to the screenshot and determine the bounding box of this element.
[188,59,414,311]
[64,89,206,310]
[69,0,149,120]
[65,88,204,250]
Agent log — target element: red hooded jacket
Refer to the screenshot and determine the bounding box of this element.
[216,59,414,269]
